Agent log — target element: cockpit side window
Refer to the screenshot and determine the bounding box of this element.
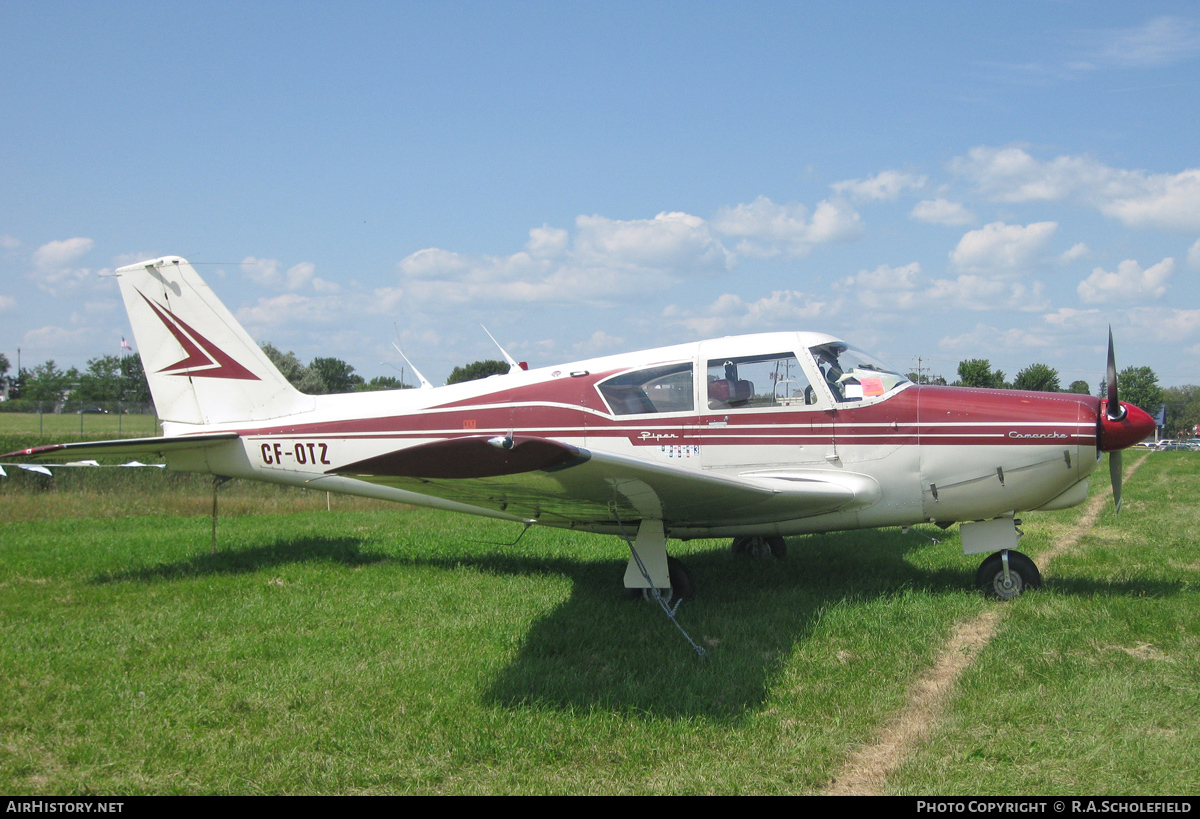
[810,342,909,403]
[597,362,694,416]
[706,352,816,410]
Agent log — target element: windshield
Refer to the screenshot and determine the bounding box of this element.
[809,342,909,403]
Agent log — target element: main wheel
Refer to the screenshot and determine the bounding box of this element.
[731,535,787,559]
[626,555,696,602]
[976,550,1041,600]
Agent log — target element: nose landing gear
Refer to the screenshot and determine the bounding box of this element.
[976,550,1041,600]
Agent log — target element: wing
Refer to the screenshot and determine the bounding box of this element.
[330,435,870,528]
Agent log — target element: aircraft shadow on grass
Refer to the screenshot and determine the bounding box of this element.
[411,527,969,720]
[399,529,1188,719]
[89,536,389,584]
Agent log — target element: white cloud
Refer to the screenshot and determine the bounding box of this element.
[837,263,923,310]
[112,251,159,268]
[949,221,1058,276]
[28,237,99,295]
[241,256,335,292]
[526,225,569,257]
[662,290,831,337]
[1189,238,1200,270]
[572,330,625,355]
[939,324,1054,353]
[393,212,734,310]
[832,170,926,202]
[924,275,1048,312]
[909,198,976,226]
[1099,16,1200,67]
[1077,257,1174,304]
[241,256,281,286]
[1043,307,1100,327]
[236,293,339,327]
[285,262,315,290]
[33,237,93,270]
[0,235,20,249]
[1059,243,1090,263]
[711,196,862,255]
[0,295,15,311]
[952,145,1200,232]
[573,211,732,275]
[22,324,96,353]
[1127,307,1200,342]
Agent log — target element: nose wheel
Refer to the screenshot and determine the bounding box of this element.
[976,550,1041,600]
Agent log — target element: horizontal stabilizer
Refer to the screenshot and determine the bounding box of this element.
[0,432,240,461]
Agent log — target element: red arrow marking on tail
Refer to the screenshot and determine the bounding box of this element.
[137,290,260,381]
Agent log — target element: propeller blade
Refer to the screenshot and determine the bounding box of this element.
[1106,326,1125,421]
[1109,450,1123,514]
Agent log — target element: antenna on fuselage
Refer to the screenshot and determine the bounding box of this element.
[391,324,433,389]
[481,325,523,373]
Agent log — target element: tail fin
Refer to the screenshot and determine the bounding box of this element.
[113,256,313,425]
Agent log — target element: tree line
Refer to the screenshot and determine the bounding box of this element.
[0,352,152,411]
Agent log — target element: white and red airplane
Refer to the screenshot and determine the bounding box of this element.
[4,256,1156,601]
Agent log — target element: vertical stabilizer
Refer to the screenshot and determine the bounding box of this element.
[113,256,313,425]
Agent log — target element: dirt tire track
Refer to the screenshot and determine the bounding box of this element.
[822,453,1150,796]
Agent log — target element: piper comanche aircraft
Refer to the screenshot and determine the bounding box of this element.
[4,257,1155,603]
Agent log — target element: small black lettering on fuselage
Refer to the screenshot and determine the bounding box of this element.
[259,441,331,466]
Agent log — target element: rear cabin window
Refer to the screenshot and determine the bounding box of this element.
[598,363,694,416]
[706,352,815,410]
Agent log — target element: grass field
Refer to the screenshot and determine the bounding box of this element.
[0,412,160,439]
[1,451,1197,794]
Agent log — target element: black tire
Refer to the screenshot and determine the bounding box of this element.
[976,550,1041,600]
[731,535,787,559]
[666,555,695,600]
[624,556,696,601]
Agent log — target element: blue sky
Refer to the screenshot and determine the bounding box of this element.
[2,2,1199,390]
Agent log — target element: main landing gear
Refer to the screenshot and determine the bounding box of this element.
[622,520,695,602]
[625,556,695,603]
[731,535,787,559]
[976,549,1042,600]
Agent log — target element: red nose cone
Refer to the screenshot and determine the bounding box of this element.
[1099,401,1156,451]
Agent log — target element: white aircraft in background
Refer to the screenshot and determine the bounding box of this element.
[4,257,1155,606]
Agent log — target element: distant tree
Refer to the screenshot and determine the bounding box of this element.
[75,355,123,404]
[0,352,9,396]
[1163,385,1200,437]
[260,343,325,394]
[119,353,151,404]
[357,375,410,392]
[955,359,1006,389]
[309,356,364,394]
[22,360,79,404]
[906,371,947,386]
[1066,380,1090,395]
[1117,366,1163,415]
[446,359,510,385]
[1012,363,1061,393]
